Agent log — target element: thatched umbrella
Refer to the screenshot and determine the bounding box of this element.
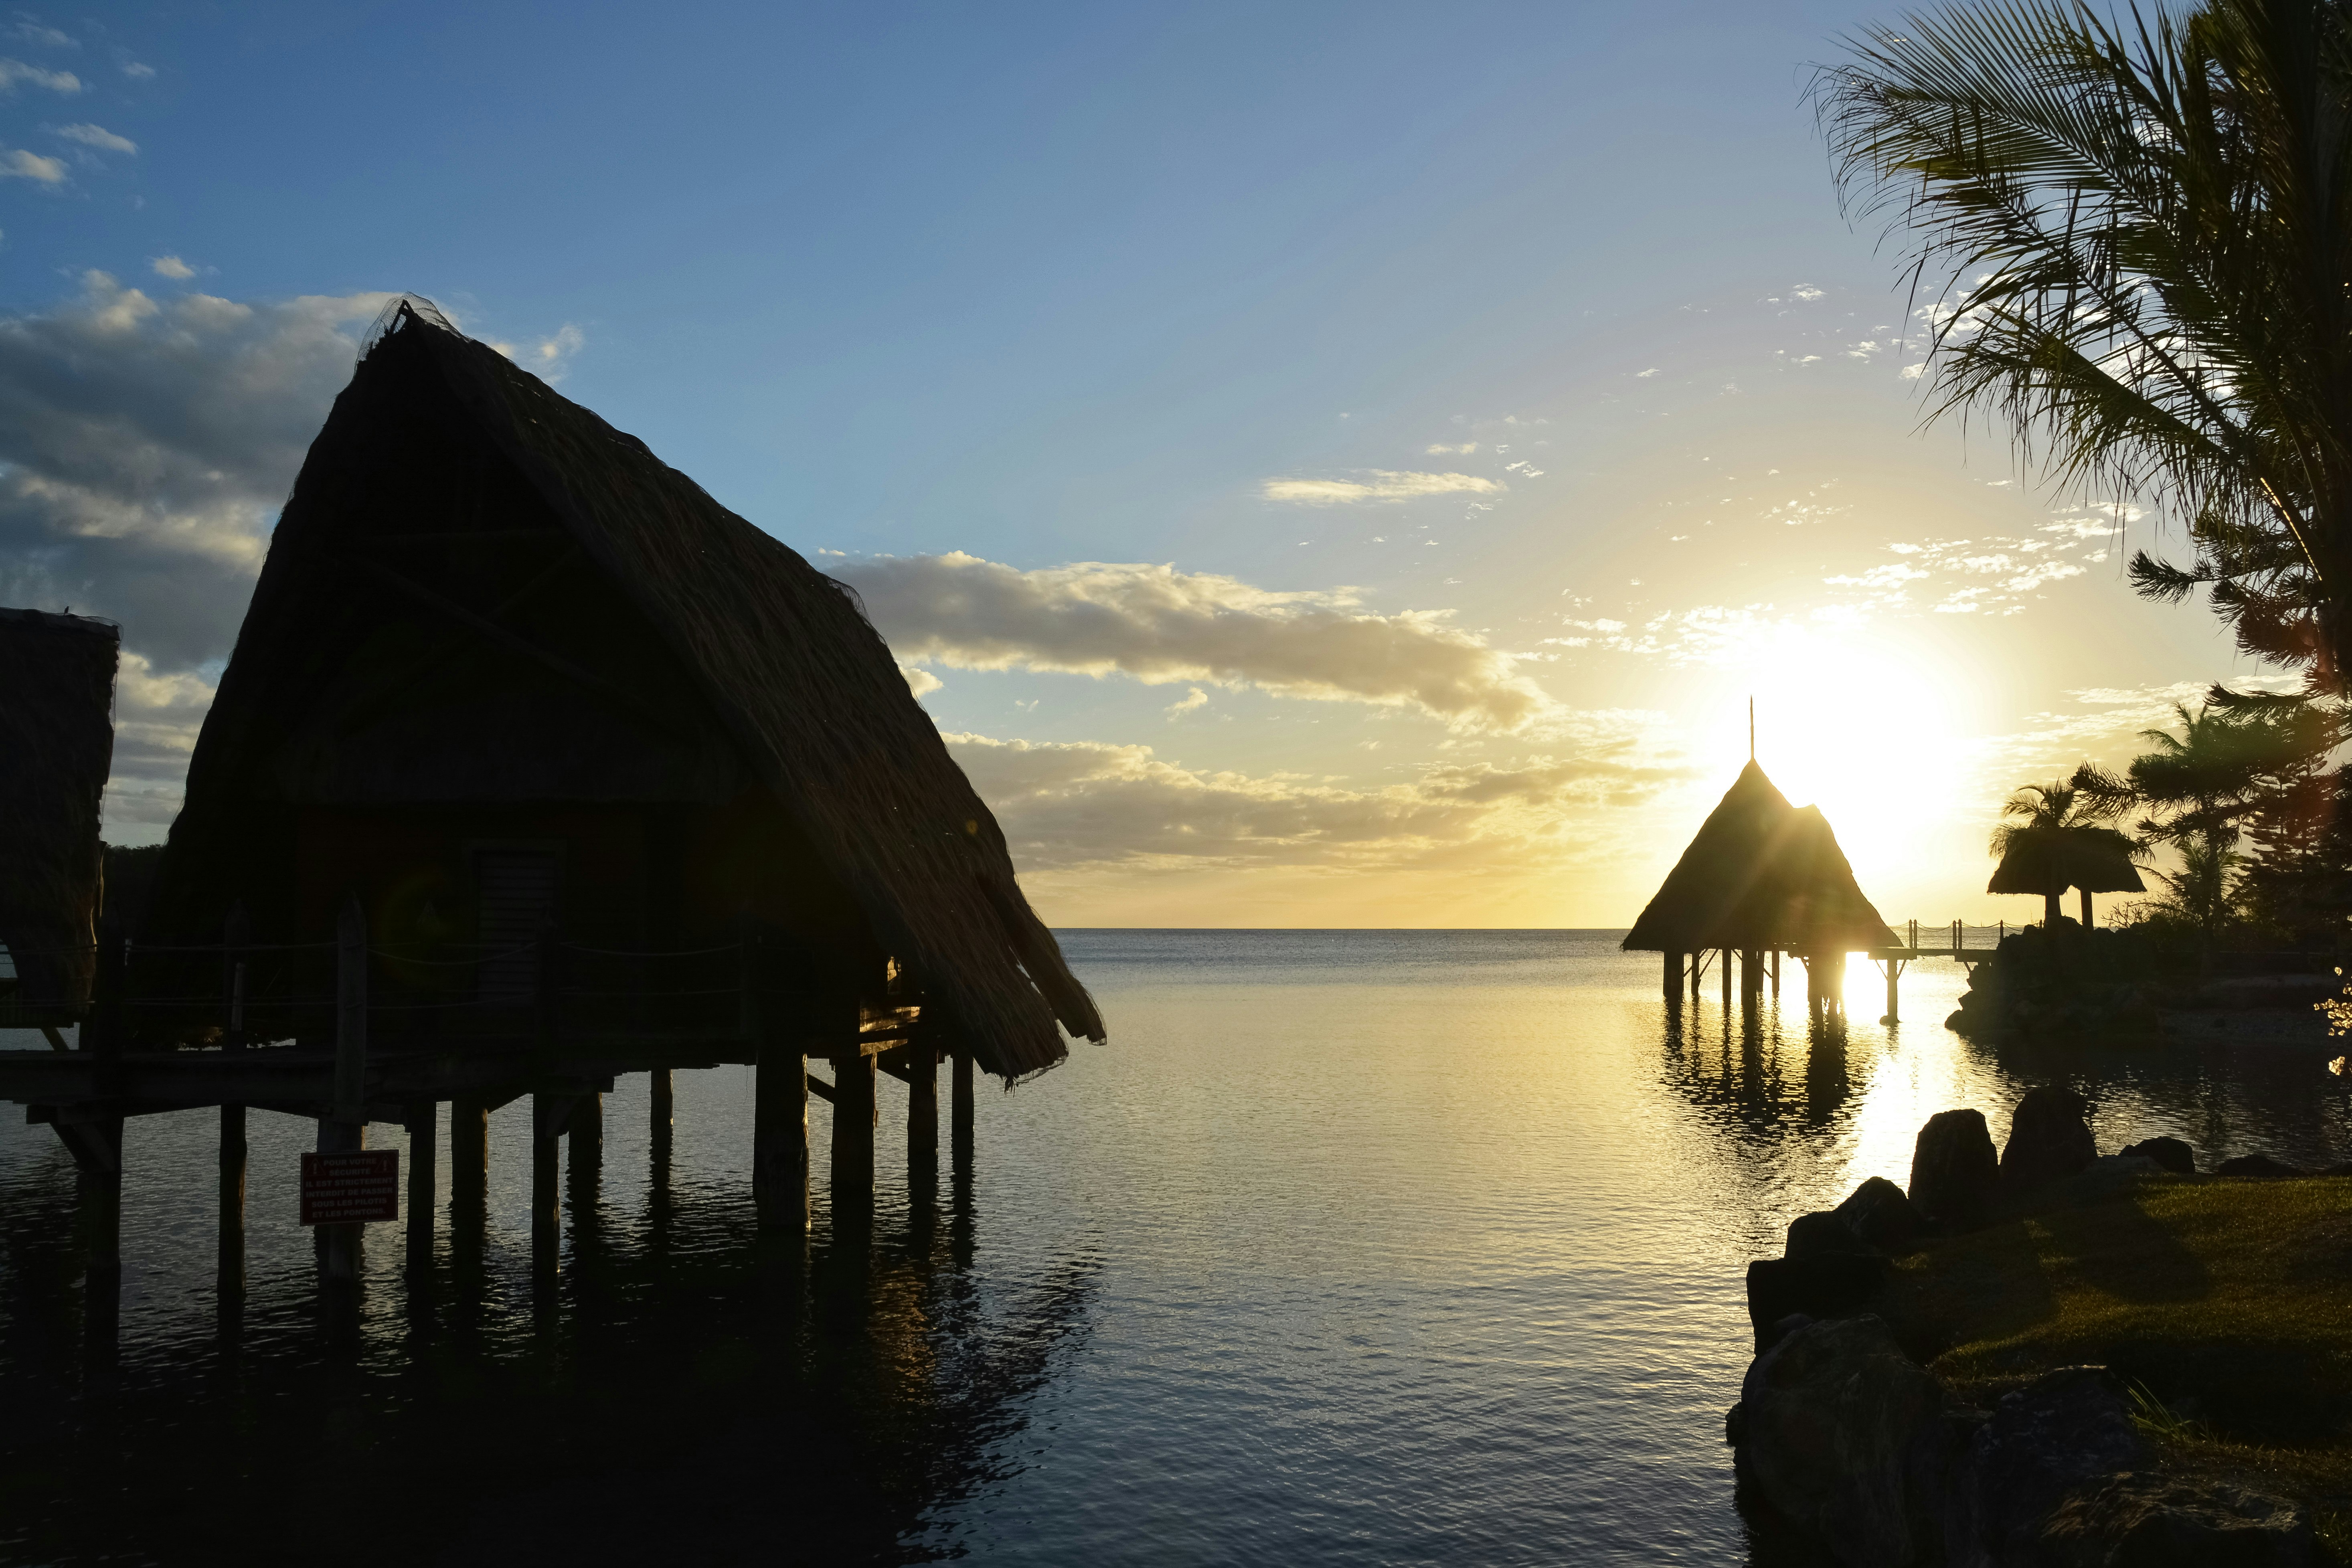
[1623,761,1897,957]
[0,607,119,1019]
[1986,823,2145,929]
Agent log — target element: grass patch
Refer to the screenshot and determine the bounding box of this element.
[1875,1170,2352,1550]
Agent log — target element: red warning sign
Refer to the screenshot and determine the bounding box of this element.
[300,1150,400,1225]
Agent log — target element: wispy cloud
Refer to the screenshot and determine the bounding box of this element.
[149,255,194,279]
[120,61,153,80]
[486,323,585,381]
[1261,470,1503,505]
[1165,685,1208,719]
[11,21,74,48]
[945,726,1686,874]
[1425,441,1478,455]
[838,551,1562,733]
[0,56,79,92]
[0,147,65,182]
[52,121,133,153]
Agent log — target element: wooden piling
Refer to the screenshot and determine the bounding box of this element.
[1662,950,1680,1001]
[754,1044,808,1232]
[531,1095,565,1258]
[220,904,248,1291]
[951,1049,974,1171]
[323,897,368,1285]
[1884,961,1901,1024]
[832,1050,876,1233]
[1719,947,1732,1008]
[1769,949,1781,999]
[908,1046,938,1186]
[650,1068,673,1140]
[571,1091,603,1179]
[450,1098,488,1216]
[404,1102,435,1265]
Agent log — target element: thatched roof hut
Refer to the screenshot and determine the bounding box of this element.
[1986,827,2145,902]
[0,607,119,1017]
[150,299,1100,1078]
[1621,761,1897,954]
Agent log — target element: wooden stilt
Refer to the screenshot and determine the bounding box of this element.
[1720,947,1732,1008]
[1741,948,1763,999]
[219,1104,246,1291]
[831,1050,876,1234]
[951,1049,974,1171]
[1662,950,1680,1001]
[404,1102,435,1266]
[570,1092,603,1178]
[531,1097,562,1258]
[754,1044,808,1232]
[323,896,368,1285]
[1770,949,1781,998]
[650,1068,673,1139]
[908,1046,938,1187]
[450,1098,488,1217]
[1884,959,1901,1024]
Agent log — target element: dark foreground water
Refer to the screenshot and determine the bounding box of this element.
[4,931,2349,1566]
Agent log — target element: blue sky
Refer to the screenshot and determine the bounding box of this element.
[0,2,2263,925]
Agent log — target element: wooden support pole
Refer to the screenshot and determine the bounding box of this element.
[907,1046,938,1186]
[1719,947,1732,1008]
[1884,960,1901,1024]
[570,1091,603,1177]
[650,1068,673,1141]
[324,896,368,1285]
[531,1095,563,1260]
[404,1102,435,1265]
[951,1049,975,1172]
[450,1098,488,1216]
[1662,950,1680,1001]
[1769,949,1781,999]
[754,1045,808,1232]
[831,1050,876,1234]
[220,904,248,1291]
[1741,949,1763,999]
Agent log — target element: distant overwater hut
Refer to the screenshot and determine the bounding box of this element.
[0,299,1103,1299]
[1622,760,1898,1022]
[0,608,119,1040]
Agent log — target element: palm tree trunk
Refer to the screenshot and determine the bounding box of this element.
[2044,888,2063,929]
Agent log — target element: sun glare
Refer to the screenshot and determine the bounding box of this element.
[1684,627,1976,905]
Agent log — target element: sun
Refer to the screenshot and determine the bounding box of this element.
[1680,623,1982,910]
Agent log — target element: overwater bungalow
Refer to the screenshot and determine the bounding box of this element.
[0,299,1103,1273]
[0,607,119,1033]
[1622,759,1897,1017]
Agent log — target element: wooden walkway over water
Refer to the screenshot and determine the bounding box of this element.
[0,900,957,1321]
[1667,921,2012,1024]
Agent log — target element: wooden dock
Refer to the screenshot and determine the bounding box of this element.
[1664,920,2010,1025]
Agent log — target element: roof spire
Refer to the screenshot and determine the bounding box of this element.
[1749,696,1755,763]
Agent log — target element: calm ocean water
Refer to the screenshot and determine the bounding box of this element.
[2,930,2347,1566]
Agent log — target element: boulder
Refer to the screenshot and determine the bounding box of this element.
[1910,1109,2000,1230]
[1834,1175,1918,1253]
[2217,1153,2303,1178]
[2038,1473,2315,1566]
[2001,1085,2098,1195]
[1745,1256,1886,1350]
[1947,1366,2151,1566]
[1787,1209,1875,1259]
[1737,1314,1955,1567]
[2119,1135,2197,1175]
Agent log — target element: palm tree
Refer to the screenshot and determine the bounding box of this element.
[1814,0,2352,690]
[1988,778,2146,927]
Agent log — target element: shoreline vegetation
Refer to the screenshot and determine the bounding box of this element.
[1728,1087,2352,1566]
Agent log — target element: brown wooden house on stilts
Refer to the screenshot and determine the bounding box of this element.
[0,299,1103,1274]
[1622,761,1897,1022]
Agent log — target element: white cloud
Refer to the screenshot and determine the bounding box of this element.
[101,652,215,832]
[1425,441,1478,455]
[944,727,1685,874]
[0,147,66,182]
[1790,285,1824,301]
[1165,685,1208,718]
[121,61,153,79]
[11,22,74,47]
[52,121,133,153]
[898,664,943,699]
[149,255,194,279]
[486,323,585,381]
[0,56,78,92]
[1261,470,1503,505]
[1635,367,1660,378]
[838,552,1561,733]
[0,272,395,673]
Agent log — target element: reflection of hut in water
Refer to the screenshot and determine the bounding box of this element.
[1622,760,1896,1019]
[0,607,119,1028]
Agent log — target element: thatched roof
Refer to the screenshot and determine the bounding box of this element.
[1986,825,2145,898]
[158,300,1100,1078]
[0,607,118,1015]
[1621,761,1897,954]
